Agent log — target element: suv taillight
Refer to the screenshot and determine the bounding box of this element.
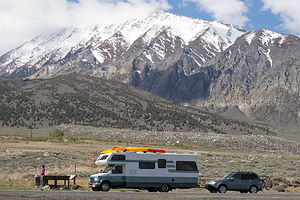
[259,178,263,184]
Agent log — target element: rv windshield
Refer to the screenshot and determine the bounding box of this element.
[102,164,115,173]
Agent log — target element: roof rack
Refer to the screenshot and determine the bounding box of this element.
[101,147,166,154]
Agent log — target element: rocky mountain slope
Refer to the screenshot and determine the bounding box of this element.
[199,29,300,124]
[0,11,299,125]
[138,29,300,125]
[0,74,271,135]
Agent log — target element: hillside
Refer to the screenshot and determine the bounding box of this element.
[0,74,271,134]
[0,11,299,126]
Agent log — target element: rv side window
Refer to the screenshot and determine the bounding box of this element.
[100,155,108,160]
[176,161,198,171]
[112,166,123,174]
[158,159,166,168]
[139,162,155,169]
[111,155,126,161]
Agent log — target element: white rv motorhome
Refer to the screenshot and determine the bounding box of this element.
[89,151,199,192]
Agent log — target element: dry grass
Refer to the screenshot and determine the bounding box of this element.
[0,133,299,193]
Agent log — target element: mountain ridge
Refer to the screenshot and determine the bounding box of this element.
[0,11,245,80]
[0,74,273,135]
[0,11,299,126]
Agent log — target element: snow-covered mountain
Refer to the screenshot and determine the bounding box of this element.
[1,11,299,125]
[0,11,246,80]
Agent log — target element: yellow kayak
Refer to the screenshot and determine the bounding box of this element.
[101,147,165,154]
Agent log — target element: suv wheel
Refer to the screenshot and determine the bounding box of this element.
[249,185,258,194]
[218,185,227,193]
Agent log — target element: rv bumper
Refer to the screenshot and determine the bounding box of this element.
[89,182,101,188]
[88,177,102,188]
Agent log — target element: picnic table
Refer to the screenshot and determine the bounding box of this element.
[35,174,77,189]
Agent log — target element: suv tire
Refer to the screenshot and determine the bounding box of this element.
[249,185,258,193]
[218,185,227,193]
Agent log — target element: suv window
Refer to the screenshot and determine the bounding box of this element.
[232,173,242,180]
[249,173,258,179]
[241,174,251,179]
[241,173,258,179]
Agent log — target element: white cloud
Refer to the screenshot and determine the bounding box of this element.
[0,0,171,55]
[262,0,300,34]
[183,0,249,27]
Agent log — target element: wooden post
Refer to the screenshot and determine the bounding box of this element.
[74,164,76,185]
[90,149,92,175]
[38,159,41,174]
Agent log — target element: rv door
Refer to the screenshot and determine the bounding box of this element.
[110,165,125,188]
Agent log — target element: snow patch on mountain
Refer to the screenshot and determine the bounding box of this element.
[278,36,286,47]
[143,51,154,63]
[246,32,256,45]
[260,29,282,46]
[202,22,245,52]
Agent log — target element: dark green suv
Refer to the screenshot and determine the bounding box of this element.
[205,172,263,193]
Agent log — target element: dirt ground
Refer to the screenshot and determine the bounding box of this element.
[0,131,299,193]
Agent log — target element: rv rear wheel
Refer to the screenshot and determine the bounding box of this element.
[100,182,110,192]
[148,188,158,192]
[160,184,170,192]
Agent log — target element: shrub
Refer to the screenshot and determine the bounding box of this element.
[49,129,64,140]
[66,136,78,142]
[274,185,286,192]
[71,184,79,190]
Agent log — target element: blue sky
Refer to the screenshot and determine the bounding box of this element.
[1,0,300,55]
[67,0,297,34]
[169,0,282,32]
[66,0,300,34]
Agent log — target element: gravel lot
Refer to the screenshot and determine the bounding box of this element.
[0,190,300,200]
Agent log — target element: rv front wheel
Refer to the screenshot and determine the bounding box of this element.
[92,187,100,191]
[100,182,110,192]
[160,184,170,192]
